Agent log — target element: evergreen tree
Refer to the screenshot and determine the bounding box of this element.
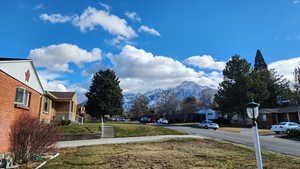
[254,49,267,71]
[252,50,292,107]
[181,96,198,114]
[214,55,251,120]
[181,96,198,122]
[85,69,123,120]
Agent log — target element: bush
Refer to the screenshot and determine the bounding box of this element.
[60,120,71,126]
[10,113,60,163]
[286,129,300,139]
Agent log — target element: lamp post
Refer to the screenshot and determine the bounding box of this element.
[246,100,263,169]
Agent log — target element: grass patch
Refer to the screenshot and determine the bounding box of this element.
[107,123,186,137]
[57,123,101,134]
[219,127,274,135]
[219,127,241,133]
[39,138,300,169]
[58,122,185,136]
[172,123,198,126]
[258,129,275,135]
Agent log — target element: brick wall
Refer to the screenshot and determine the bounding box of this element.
[0,70,42,153]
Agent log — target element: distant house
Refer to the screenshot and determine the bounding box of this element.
[77,103,86,116]
[0,57,77,155]
[259,106,300,128]
[195,109,219,120]
[42,91,77,123]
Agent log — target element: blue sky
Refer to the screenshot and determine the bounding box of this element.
[1,0,300,102]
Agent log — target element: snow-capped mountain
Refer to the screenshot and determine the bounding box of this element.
[123,81,217,111]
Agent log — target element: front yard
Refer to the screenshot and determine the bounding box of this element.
[38,138,300,169]
[58,123,101,134]
[58,122,185,137]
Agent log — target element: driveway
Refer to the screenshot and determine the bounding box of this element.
[166,126,300,157]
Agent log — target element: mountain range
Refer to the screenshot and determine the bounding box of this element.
[123,81,218,111]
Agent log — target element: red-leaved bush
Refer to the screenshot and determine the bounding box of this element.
[9,113,60,163]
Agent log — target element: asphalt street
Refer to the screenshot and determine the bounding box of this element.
[166,125,300,157]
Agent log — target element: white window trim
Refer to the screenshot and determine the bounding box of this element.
[15,87,30,107]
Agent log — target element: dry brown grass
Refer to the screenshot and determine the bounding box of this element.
[36,138,300,169]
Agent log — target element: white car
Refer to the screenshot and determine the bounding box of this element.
[157,118,168,124]
[271,122,300,134]
[197,120,219,130]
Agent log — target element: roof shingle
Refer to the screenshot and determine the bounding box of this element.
[49,91,75,99]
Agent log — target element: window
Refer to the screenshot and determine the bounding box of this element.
[262,114,267,121]
[288,122,297,126]
[43,97,49,112]
[15,87,30,107]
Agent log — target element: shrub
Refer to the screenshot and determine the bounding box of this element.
[60,120,71,126]
[10,113,60,163]
[286,129,300,139]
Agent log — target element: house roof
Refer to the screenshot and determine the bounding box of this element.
[260,106,300,114]
[77,103,85,108]
[48,91,75,99]
[0,57,45,94]
[0,57,31,61]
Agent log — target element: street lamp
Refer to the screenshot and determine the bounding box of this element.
[246,100,263,169]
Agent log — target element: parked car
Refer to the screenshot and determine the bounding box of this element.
[271,122,300,134]
[197,120,219,130]
[157,118,168,124]
[117,117,126,121]
[140,117,150,123]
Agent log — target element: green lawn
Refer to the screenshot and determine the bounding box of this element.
[36,138,300,169]
[57,122,185,136]
[57,123,101,134]
[107,123,185,137]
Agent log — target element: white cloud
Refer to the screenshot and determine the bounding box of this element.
[29,43,101,72]
[73,7,137,39]
[33,3,44,10]
[99,2,111,11]
[269,57,300,82]
[37,70,67,91]
[40,7,137,44]
[108,45,222,93]
[293,0,300,4]
[40,13,72,23]
[37,70,88,102]
[125,12,141,22]
[185,55,226,71]
[138,25,160,36]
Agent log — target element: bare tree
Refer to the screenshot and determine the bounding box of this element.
[129,95,149,119]
[156,90,180,117]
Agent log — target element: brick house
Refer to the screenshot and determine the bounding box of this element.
[259,106,300,128]
[0,58,77,154]
[43,91,77,123]
[0,58,44,154]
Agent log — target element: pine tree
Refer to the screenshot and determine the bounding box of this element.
[214,55,251,120]
[181,96,198,122]
[254,49,267,71]
[85,69,123,120]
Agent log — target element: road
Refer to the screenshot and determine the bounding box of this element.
[166,125,300,157]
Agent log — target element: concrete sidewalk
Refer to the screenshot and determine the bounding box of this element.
[56,135,204,148]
